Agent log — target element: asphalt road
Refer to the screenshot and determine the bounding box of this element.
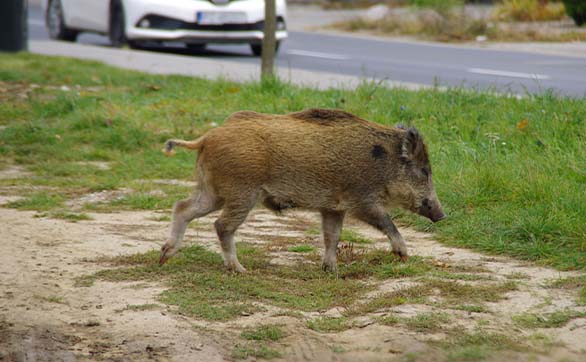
[28,5,586,97]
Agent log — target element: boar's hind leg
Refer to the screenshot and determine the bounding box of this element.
[159,191,218,265]
[321,210,345,272]
[214,196,258,273]
[355,206,408,261]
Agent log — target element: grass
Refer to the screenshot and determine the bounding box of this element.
[403,312,451,333]
[35,295,66,304]
[7,193,65,211]
[512,309,586,328]
[346,279,516,316]
[494,0,567,22]
[452,305,490,314]
[1,53,585,272]
[340,229,373,244]
[35,210,93,222]
[441,330,524,362]
[88,243,372,321]
[288,244,316,253]
[232,344,282,360]
[306,316,350,333]
[546,276,586,306]
[118,303,160,312]
[331,5,586,43]
[241,325,285,341]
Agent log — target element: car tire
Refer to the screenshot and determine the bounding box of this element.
[186,43,207,52]
[109,0,138,48]
[46,0,78,41]
[250,41,281,57]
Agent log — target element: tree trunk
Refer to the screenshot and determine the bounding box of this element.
[261,0,276,79]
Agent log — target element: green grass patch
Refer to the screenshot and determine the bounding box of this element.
[36,210,93,222]
[241,325,285,341]
[346,279,516,316]
[306,316,350,333]
[288,244,316,253]
[7,193,64,211]
[452,305,490,314]
[547,276,586,306]
[232,343,281,360]
[512,309,586,329]
[441,330,524,362]
[1,53,586,271]
[340,229,373,244]
[403,312,451,333]
[35,295,66,304]
[89,243,371,321]
[118,303,160,312]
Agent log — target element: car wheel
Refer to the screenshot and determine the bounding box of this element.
[250,41,281,57]
[109,0,135,48]
[46,0,78,41]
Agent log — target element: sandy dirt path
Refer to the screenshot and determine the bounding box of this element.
[0,175,585,361]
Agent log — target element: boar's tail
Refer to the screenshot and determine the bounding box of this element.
[162,137,205,157]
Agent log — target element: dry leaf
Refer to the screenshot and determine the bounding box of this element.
[516,119,528,130]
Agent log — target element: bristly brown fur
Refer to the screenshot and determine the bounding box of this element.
[159,108,444,272]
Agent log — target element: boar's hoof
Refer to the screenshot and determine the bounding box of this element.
[159,244,176,265]
[225,261,247,273]
[321,260,337,273]
[392,251,409,262]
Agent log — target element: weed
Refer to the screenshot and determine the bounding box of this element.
[340,229,373,244]
[441,330,524,361]
[35,295,66,304]
[118,303,160,312]
[7,193,64,211]
[452,305,490,314]
[546,276,586,306]
[2,53,586,272]
[288,244,316,253]
[379,314,400,325]
[403,312,450,332]
[512,309,586,328]
[37,210,92,222]
[241,325,285,341]
[232,343,281,360]
[306,316,350,333]
[91,244,369,321]
[505,272,531,280]
[494,0,567,22]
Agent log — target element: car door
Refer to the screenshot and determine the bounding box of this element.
[62,0,109,33]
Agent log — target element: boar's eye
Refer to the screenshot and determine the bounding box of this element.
[421,167,430,178]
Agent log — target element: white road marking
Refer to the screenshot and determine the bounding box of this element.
[288,49,350,60]
[28,19,45,27]
[467,68,550,80]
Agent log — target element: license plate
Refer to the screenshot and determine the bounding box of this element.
[196,11,247,25]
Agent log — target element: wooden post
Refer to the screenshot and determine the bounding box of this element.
[261,0,276,79]
[0,0,28,52]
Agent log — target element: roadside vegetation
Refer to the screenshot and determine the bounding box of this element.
[1,53,586,360]
[1,53,585,270]
[329,0,586,42]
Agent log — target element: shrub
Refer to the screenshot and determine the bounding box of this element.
[563,0,586,25]
[494,0,567,22]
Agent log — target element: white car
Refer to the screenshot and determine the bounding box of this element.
[42,0,287,55]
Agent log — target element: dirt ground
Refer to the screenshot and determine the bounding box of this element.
[1,166,585,361]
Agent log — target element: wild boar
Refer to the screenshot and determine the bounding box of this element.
[159,109,445,272]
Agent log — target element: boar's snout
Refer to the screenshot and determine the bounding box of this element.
[418,198,446,223]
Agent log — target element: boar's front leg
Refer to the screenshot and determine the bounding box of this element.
[321,209,345,272]
[354,206,408,261]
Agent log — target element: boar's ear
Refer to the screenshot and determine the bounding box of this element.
[400,127,426,163]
